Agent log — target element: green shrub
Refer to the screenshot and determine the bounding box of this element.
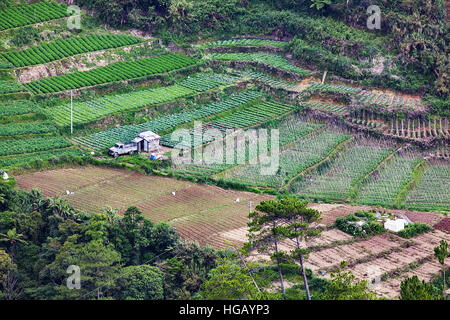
[397,223,431,239]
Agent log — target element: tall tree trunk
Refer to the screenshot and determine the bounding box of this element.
[272,222,285,294]
[296,235,311,300]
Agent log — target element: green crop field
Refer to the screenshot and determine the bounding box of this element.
[208,53,312,76]
[0,1,70,31]
[291,143,395,201]
[357,156,421,206]
[24,54,200,94]
[197,38,288,49]
[50,85,195,127]
[221,130,351,188]
[73,90,264,150]
[405,165,450,211]
[1,34,143,67]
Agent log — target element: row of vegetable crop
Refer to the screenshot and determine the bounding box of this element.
[197,38,288,49]
[299,101,349,116]
[208,53,312,77]
[0,148,83,169]
[237,70,296,90]
[0,100,39,118]
[50,85,195,127]
[171,115,324,177]
[291,143,394,201]
[72,90,264,151]
[0,1,70,31]
[0,121,57,137]
[0,136,71,157]
[1,34,143,67]
[24,54,200,94]
[357,156,420,207]
[221,130,351,188]
[0,80,26,94]
[178,73,240,92]
[161,99,299,150]
[405,165,449,211]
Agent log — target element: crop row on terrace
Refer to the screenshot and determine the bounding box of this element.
[171,116,324,177]
[357,156,421,207]
[1,34,143,67]
[72,90,264,150]
[160,100,298,149]
[0,121,57,137]
[178,73,240,92]
[0,148,83,170]
[220,130,352,188]
[0,100,38,118]
[300,101,349,116]
[236,70,296,90]
[405,164,450,211]
[291,142,395,201]
[0,136,71,157]
[50,85,195,127]
[305,82,422,108]
[0,80,26,94]
[24,54,200,94]
[0,1,69,31]
[197,38,288,49]
[208,53,312,77]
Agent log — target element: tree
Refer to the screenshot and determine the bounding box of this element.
[41,237,122,299]
[434,240,449,299]
[400,276,440,300]
[310,0,332,10]
[0,228,26,259]
[283,198,322,300]
[115,265,164,300]
[199,257,259,300]
[249,199,291,294]
[319,261,378,300]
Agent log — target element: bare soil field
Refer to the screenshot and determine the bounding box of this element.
[15,167,449,298]
[15,167,272,248]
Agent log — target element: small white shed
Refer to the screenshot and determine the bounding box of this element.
[384,219,407,232]
[137,131,160,153]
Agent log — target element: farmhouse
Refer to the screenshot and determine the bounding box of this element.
[132,131,161,153]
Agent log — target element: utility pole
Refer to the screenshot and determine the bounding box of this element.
[70,90,73,135]
[321,71,327,84]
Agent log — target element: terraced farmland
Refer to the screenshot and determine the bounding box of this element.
[160,100,298,149]
[14,167,273,248]
[0,121,57,137]
[171,116,324,177]
[0,136,71,156]
[300,101,349,116]
[208,53,312,77]
[197,38,287,49]
[72,90,263,150]
[357,156,421,207]
[178,73,240,91]
[1,34,143,67]
[405,164,450,211]
[24,54,200,94]
[50,85,195,127]
[221,130,352,188]
[236,70,296,90]
[291,142,395,201]
[0,1,70,31]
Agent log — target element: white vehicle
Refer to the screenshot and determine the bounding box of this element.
[109,142,138,158]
